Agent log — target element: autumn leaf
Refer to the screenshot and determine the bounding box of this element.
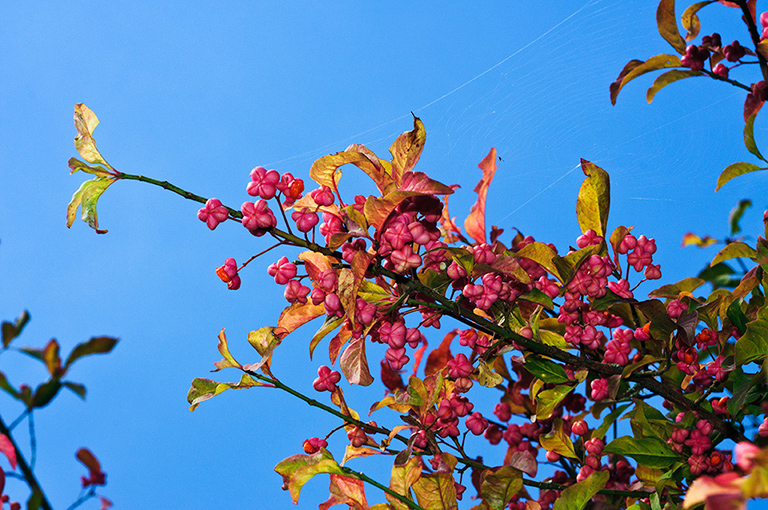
[479,467,522,510]
[575,159,610,237]
[275,301,326,339]
[425,330,457,376]
[340,337,374,386]
[390,116,426,186]
[275,449,345,504]
[66,176,117,234]
[73,104,114,170]
[464,148,498,245]
[187,374,266,411]
[656,0,686,54]
[212,329,242,371]
[0,435,17,470]
[320,474,370,510]
[388,456,422,510]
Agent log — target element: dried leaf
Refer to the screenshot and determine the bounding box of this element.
[390,117,426,186]
[340,337,374,386]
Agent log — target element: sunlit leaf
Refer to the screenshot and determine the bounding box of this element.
[592,403,632,440]
[212,329,242,371]
[340,337,374,386]
[65,336,118,368]
[505,451,537,477]
[656,0,686,54]
[610,54,682,105]
[477,362,503,388]
[299,251,335,280]
[187,374,265,411]
[464,148,498,244]
[73,104,113,168]
[400,171,454,196]
[681,1,716,40]
[621,355,664,379]
[735,319,768,365]
[730,199,753,235]
[344,143,394,194]
[342,445,385,465]
[311,317,344,360]
[275,301,326,339]
[711,242,757,266]
[243,326,281,376]
[552,470,610,510]
[412,471,458,510]
[576,159,610,237]
[480,467,522,510]
[1,310,29,348]
[604,436,679,468]
[744,114,767,163]
[275,449,345,504]
[388,456,422,510]
[364,191,422,231]
[682,232,717,248]
[646,69,702,103]
[535,384,574,420]
[0,435,17,470]
[648,277,705,299]
[66,177,117,234]
[319,474,369,510]
[539,419,577,459]
[524,357,570,384]
[389,117,426,186]
[516,242,560,282]
[68,157,113,178]
[716,162,766,191]
[310,152,368,191]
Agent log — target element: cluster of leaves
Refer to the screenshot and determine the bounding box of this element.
[0,311,116,510]
[68,97,768,510]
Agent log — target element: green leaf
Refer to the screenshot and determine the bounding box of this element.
[477,362,503,388]
[413,471,458,510]
[727,299,749,335]
[730,199,753,235]
[716,162,767,191]
[539,419,577,459]
[681,1,716,40]
[711,242,757,266]
[1,310,30,348]
[66,177,116,234]
[516,242,561,282]
[735,319,768,365]
[553,471,609,510]
[524,357,570,384]
[648,277,705,299]
[555,243,602,285]
[62,381,87,399]
[479,467,522,510]
[274,449,344,504]
[604,436,679,469]
[31,379,62,409]
[575,159,610,237]
[387,456,422,510]
[698,262,737,288]
[0,372,19,400]
[186,374,265,411]
[592,403,632,440]
[745,114,766,162]
[535,384,574,420]
[310,317,344,360]
[656,0,686,54]
[65,336,118,368]
[646,69,702,103]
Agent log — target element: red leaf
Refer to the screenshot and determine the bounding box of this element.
[400,171,455,195]
[99,497,113,510]
[744,92,764,122]
[439,187,464,244]
[464,148,498,245]
[425,330,458,376]
[344,144,394,194]
[380,359,406,393]
[0,435,16,470]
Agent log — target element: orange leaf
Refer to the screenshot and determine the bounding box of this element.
[276,301,325,339]
[425,330,458,376]
[464,148,498,245]
[345,144,394,194]
[389,117,426,186]
[213,329,242,371]
[320,474,370,510]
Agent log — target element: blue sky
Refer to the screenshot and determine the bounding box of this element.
[1,1,767,509]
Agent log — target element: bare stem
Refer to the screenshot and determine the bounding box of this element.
[0,413,53,510]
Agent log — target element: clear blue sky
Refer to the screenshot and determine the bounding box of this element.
[1,1,767,509]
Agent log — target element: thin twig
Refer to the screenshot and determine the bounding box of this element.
[0,413,53,510]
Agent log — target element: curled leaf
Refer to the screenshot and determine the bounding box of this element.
[390,116,426,186]
[610,54,682,105]
[646,69,702,103]
[656,0,686,54]
[187,374,265,411]
[576,159,610,237]
[681,1,717,40]
[73,104,113,169]
[340,337,374,386]
[464,148,498,245]
[66,177,117,234]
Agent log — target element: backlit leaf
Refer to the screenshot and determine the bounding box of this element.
[344,143,394,194]
[682,232,717,248]
[275,449,345,504]
[244,326,281,376]
[212,329,242,371]
[400,171,454,196]
[648,277,705,299]
[716,162,766,191]
[711,242,757,266]
[539,419,577,459]
[516,242,560,282]
[735,319,768,365]
[65,336,118,368]
[524,357,570,384]
[1,310,29,348]
[413,471,458,510]
[477,362,503,388]
[576,159,610,237]
[464,148,498,245]
[276,301,326,339]
[681,1,716,40]
[656,0,686,54]
[480,467,522,510]
[388,456,422,510]
[68,157,113,178]
[73,104,113,169]
[646,70,702,103]
[66,177,116,234]
[535,384,574,420]
[364,191,422,231]
[340,337,374,386]
[389,117,426,186]
[505,451,537,477]
[320,474,369,510]
[604,436,679,468]
[187,374,264,411]
[610,54,682,105]
[425,330,456,376]
[311,317,344,360]
[0,435,16,470]
[552,470,609,510]
[310,152,369,191]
